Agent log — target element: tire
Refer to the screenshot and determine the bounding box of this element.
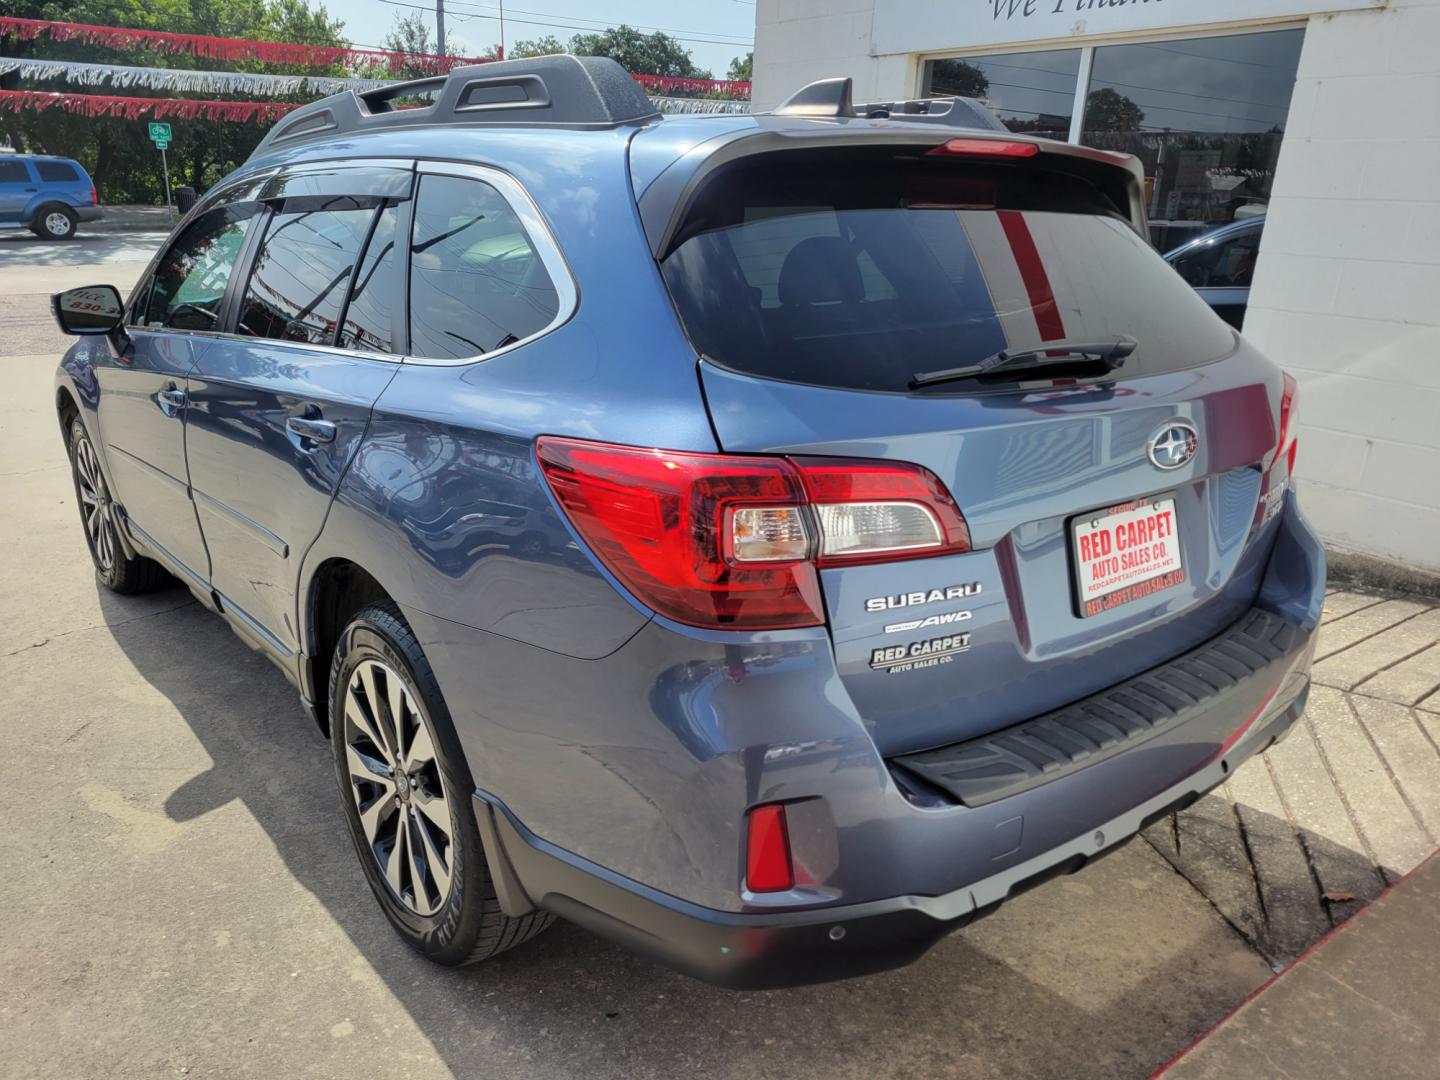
[329,602,553,965]
[67,417,172,594]
[33,205,77,241]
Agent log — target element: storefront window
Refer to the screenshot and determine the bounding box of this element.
[1084,30,1304,249]
[925,51,1081,140]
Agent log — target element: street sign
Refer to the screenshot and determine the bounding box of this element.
[154,139,169,150]
[148,122,172,142]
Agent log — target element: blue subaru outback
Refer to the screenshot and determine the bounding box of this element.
[51,56,1323,988]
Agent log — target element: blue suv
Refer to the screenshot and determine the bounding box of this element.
[0,153,101,239]
[50,56,1324,988]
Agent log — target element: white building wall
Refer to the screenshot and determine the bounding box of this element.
[1244,0,1440,572]
[753,0,913,109]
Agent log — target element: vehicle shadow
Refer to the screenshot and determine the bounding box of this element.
[105,588,1378,1079]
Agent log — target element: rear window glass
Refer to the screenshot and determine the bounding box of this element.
[36,161,80,183]
[661,153,1235,393]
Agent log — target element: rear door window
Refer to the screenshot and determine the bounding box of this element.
[661,152,1236,393]
[237,195,381,346]
[0,161,30,183]
[408,174,559,360]
[36,161,80,183]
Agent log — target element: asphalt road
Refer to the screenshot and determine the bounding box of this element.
[0,237,1274,1080]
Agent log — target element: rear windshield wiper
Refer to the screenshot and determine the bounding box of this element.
[910,336,1137,389]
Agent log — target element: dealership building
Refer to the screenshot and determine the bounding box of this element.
[753,0,1440,582]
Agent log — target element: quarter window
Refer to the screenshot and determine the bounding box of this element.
[142,204,259,332]
[36,161,80,183]
[237,196,380,346]
[408,174,559,360]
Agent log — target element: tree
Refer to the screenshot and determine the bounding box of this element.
[567,24,711,80]
[927,59,988,99]
[381,11,462,76]
[481,34,565,60]
[1085,87,1145,132]
[726,52,752,82]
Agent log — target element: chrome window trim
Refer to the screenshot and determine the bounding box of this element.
[402,159,578,368]
[120,157,575,369]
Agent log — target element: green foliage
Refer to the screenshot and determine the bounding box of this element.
[0,0,348,202]
[1085,87,1145,132]
[504,35,565,60]
[726,52,752,83]
[566,24,711,81]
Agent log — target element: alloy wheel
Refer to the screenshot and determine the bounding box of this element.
[45,212,72,238]
[74,434,117,571]
[342,658,455,917]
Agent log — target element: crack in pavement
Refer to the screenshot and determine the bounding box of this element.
[1,599,199,658]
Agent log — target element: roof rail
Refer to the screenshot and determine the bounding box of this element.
[767,75,1006,132]
[249,54,661,160]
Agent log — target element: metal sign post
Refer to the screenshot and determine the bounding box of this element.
[148,122,174,218]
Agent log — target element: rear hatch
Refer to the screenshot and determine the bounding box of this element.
[658,141,1291,757]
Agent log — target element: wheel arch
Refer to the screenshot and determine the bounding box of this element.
[302,557,399,736]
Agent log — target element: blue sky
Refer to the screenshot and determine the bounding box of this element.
[330,0,757,77]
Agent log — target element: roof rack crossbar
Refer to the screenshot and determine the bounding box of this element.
[248,54,661,161]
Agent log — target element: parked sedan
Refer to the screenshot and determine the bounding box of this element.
[1164,216,1264,330]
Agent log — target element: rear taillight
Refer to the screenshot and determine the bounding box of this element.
[1276,372,1298,474]
[89,186,97,206]
[536,437,971,630]
[745,804,794,893]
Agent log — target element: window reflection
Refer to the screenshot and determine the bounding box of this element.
[925,51,1081,139]
[237,195,378,346]
[408,174,560,360]
[339,204,399,353]
[1085,30,1304,247]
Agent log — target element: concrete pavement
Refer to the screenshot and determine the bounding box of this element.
[1,239,1435,1079]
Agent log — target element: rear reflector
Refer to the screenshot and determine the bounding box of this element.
[1278,372,1299,474]
[536,438,971,630]
[745,804,794,893]
[927,138,1039,158]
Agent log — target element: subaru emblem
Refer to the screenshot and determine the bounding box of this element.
[1147,420,1198,470]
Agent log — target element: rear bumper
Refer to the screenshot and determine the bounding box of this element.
[476,685,1309,989]
[73,205,103,223]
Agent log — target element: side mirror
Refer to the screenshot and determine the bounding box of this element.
[52,284,125,336]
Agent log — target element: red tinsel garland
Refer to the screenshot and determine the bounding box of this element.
[0,16,484,74]
[0,16,754,95]
[0,88,298,123]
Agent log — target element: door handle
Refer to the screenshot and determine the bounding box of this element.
[157,386,187,414]
[286,416,337,444]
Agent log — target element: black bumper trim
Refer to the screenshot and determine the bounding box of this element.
[892,607,1308,808]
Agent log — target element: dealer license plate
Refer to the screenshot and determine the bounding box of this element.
[1071,495,1185,617]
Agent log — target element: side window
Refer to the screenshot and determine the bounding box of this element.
[1172,228,1262,289]
[408,174,559,360]
[237,195,382,346]
[0,161,30,183]
[338,203,400,352]
[36,161,80,183]
[143,204,259,331]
